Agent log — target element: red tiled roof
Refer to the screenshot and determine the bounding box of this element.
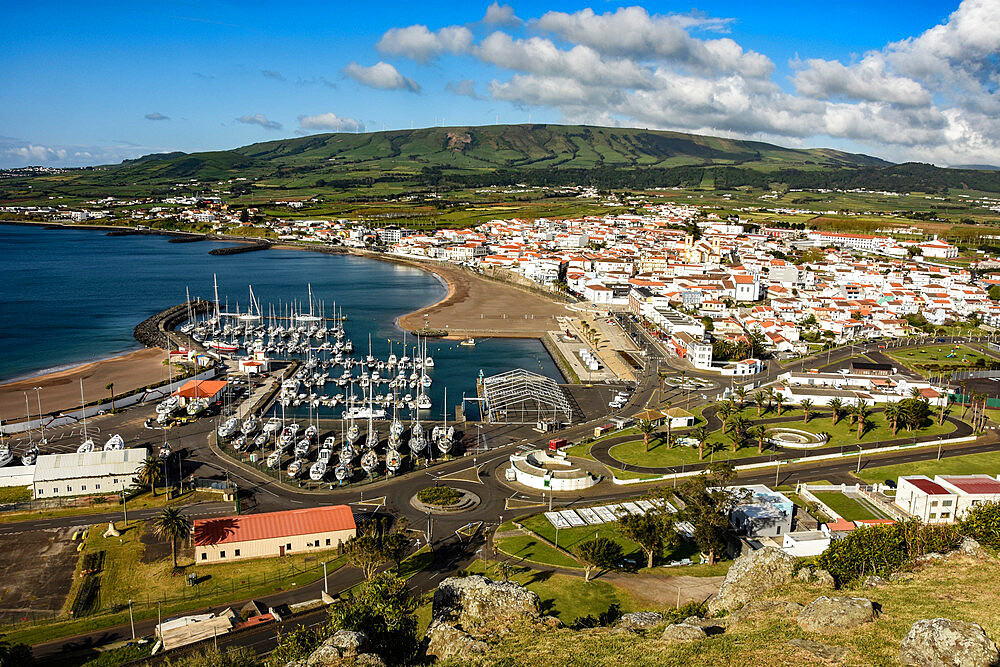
[193,505,356,546]
[174,380,228,399]
[940,476,1000,495]
[904,477,952,496]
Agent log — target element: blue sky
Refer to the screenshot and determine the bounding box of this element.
[3,1,996,168]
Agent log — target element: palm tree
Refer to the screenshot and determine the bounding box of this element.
[773,392,786,416]
[748,424,768,454]
[799,399,814,423]
[137,456,164,496]
[716,401,734,435]
[733,386,748,411]
[753,390,768,417]
[828,397,844,426]
[695,425,710,461]
[105,382,115,413]
[727,415,749,452]
[657,369,668,404]
[883,401,902,435]
[637,418,656,453]
[152,507,191,569]
[853,400,872,439]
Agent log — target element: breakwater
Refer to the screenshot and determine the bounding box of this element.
[133,299,214,348]
[208,240,271,255]
[168,234,207,243]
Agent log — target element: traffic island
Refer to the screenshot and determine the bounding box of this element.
[410,486,481,514]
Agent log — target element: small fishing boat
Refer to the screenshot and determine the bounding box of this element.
[459,338,476,347]
[21,445,39,466]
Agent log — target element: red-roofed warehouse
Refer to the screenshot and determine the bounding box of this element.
[193,505,356,562]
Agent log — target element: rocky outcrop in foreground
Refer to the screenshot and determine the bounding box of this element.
[899,618,1000,667]
[707,547,798,614]
[293,630,385,666]
[425,575,550,662]
[797,597,875,633]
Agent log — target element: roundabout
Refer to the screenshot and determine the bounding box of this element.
[409,486,482,514]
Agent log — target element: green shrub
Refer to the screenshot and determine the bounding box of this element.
[816,521,961,586]
[416,486,462,506]
[962,502,1000,551]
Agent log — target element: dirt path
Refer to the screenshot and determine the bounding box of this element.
[606,573,723,608]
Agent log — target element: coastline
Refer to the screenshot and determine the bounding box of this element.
[0,223,572,417]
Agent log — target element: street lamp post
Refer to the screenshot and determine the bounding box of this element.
[128,599,135,639]
[856,446,864,474]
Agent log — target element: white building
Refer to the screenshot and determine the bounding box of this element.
[894,475,1000,523]
[32,448,146,499]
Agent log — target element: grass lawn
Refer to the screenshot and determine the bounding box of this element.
[463,560,636,624]
[608,438,762,468]
[855,450,1000,485]
[495,535,582,569]
[886,344,996,376]
[810,491,888,521]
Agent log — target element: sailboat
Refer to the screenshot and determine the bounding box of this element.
[158,441,172,460]
[104,433,124,451]
[77,379,95,453]
[286,458,304,478]
[334,462,351,482]
[385,448,403,474]
[0,443,12,468]
[241,414,259,436]
[217,417,239,439]
[360,448,379,475]
[437,387,453,456]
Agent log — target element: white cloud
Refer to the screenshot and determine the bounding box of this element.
[483,2,521,27]
[298,113,365,133]
[342,62,420,92]
[374,0,1000,164]
[376,25,473,63]
[0,136,156,168]
[236,113,283,130]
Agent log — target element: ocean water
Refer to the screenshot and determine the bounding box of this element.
[0,224,561,415]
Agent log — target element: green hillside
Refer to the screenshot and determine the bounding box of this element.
[10,124,1000,203]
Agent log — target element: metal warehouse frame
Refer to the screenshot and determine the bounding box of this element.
[480,369,573,424]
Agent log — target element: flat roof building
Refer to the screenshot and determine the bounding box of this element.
[193,505,356,562]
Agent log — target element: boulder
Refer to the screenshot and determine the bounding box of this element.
[660,623,707,643]
[814,569,836,588]
[797,597,875,633]
[303,631,371,666]
[682,616,726,635]
[707,547,798,614]
[862,575,888,588]
[789,638,849,663]
[432,575,542,631]
[796,568,813,582]
[899,618,1000,667]
[727,600,804,626]
[354,655,386,667]
[616,611,664,631]
[328,630,368,657]
[956,537,991,561]
[425,619,488,661]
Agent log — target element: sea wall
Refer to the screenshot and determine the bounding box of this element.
[133,300,214,348]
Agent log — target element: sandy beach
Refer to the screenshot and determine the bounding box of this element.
[0,347,168,421]
[391,259,571,337]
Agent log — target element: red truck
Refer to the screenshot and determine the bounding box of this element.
[548,438,568,451]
